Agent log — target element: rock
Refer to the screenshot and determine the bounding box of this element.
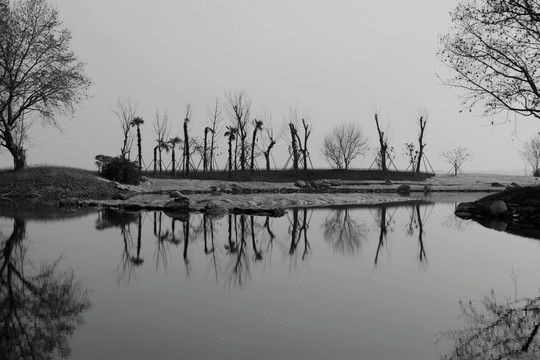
[330,179,343,186]
[397,184,410,194]
[510,182,521,188]
[164,195,190,211]
[384,179,393,185]
[112,193,130,200]
[491,182,504,187]
[489,200,508,216]
[140,176,149,182]
[169,190,183,198]
[295,180,307,188]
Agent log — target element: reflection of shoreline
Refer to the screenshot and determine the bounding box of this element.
[0,216,91,359]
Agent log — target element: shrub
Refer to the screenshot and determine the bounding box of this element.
[101,156,140,185]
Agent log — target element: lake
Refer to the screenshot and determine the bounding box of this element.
[2,193,540,360]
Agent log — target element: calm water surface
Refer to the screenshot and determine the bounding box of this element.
[2,193,540,360]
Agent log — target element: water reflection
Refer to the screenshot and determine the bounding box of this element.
[0,217,91,360]
[441,292,540,359]
[96,202,447,288]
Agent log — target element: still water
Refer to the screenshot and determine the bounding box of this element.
[2,194,540,360]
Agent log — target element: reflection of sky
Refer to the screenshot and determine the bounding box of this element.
[5,200,540,360]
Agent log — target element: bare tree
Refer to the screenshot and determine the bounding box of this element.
[112,97,137,159]
[0,0,92,170]
[520,135,540,176]
[438,0,540,120]
[416,110,428,173]
[285,108,311,170]
[153,109,170,174]
[183,104,192,175]
[321,122,369,170]
[260,111,279,171]
[226,90,251,171]
[206,97,224,171]
[442,147,472,175]
[374,111,389,172]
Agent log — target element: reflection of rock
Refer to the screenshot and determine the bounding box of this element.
[204,200,227,216]
[397,184,410,194]
[164,195,191,211]
[230,207,286,217]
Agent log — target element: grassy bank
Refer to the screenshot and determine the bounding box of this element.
[0,166,124,204]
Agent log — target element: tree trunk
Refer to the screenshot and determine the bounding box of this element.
[137,127,142,170]
[203,130,208,172]
[184,122,189,176]
[5,139,27,171]
[171,148,176,176]
[250,128,257,173]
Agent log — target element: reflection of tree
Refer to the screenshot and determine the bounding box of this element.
[372,206,395,266]
[0,217,91,359]
[441,292,540,360]
[322,208,367,255]
[404,204,433,267]
[225,215,250,288]
[96,209,140,284]
[287,209,311,266]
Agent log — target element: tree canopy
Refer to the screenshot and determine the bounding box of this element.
[0,0,91,170]
[438,0,540,119]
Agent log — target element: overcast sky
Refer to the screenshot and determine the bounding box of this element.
[2,0,538,174]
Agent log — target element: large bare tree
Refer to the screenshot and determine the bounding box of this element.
[374,111,389,172]
[0,0,91,170]
[321,122,369,170]
[439,0,540,120]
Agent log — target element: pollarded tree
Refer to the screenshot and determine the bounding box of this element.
[519,135,540,176]
[416,110,428,173]
[321,122,369,170]
[442,147,472,175]
[206,97,224,171]
[226,90,251,171]
[0,0,92,170]
[439,0,540,120]
[374,111,389,172]
[183,104,192,175]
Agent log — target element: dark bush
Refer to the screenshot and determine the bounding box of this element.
[101,156,140,185]
[534,168,540,177]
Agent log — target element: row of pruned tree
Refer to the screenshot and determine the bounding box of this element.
[112,90,317,177]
